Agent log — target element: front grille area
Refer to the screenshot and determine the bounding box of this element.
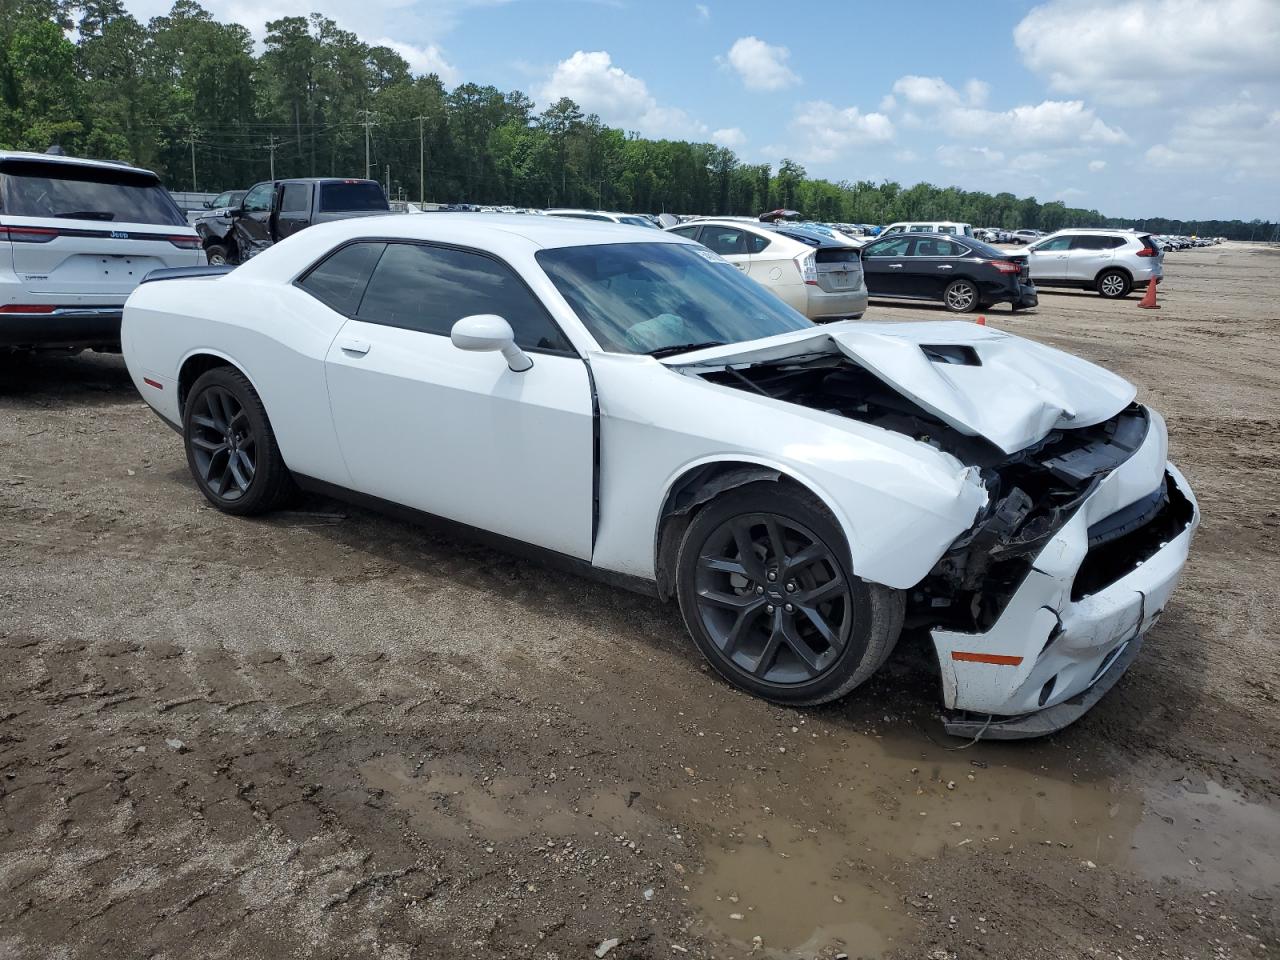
[1070,473,1195,601]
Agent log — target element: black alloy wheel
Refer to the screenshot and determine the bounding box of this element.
[183,366,293,515]
[675,483,904,706]
[188,384,256,502]
[693,513,852,685]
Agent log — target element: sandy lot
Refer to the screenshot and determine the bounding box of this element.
[1,242,1277,960]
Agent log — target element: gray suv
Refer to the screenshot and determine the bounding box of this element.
[1026,229,1163,299]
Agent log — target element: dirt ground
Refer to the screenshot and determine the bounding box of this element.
[2,242,1278,960]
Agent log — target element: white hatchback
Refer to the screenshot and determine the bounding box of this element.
[0,150,202,350]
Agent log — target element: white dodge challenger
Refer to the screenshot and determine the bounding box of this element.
[121,215,1199,738]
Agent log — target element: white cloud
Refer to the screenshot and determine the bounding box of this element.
[1143,97,1280,178]
[711,127,746,148]
[963,79,991,107]
[540,51,706,139]
[721,36,800,91]
[694,3,710,21]
[950,100,1126,146]
[1088,159,1107,172]
[372,38,459,84]
[1015,0,1280,105]
[791,100,894,163]
[938,145,1006,169]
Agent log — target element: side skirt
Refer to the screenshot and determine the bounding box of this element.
[292,473,661,599]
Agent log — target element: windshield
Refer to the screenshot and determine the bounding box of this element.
[0,159,185,225]
[536,241,812,355]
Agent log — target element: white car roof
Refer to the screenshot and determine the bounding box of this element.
[1047,227,1140,235]
[232,212,692,280]
[0,148,160,179]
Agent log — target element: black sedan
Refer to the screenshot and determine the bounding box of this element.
[861,233,1038,313]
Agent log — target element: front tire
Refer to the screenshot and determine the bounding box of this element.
[204,243,235,266]
[1096,269,1131,299]
[943,278,979,313]
[675,483,904,706]
[183,367,293,515]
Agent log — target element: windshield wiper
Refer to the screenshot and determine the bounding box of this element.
[54,211,116,221]
[645,341,726,359]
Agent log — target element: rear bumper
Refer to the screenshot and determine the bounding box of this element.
[808,287,869,321]
[929,419,1198,738]
[0,307,123,349]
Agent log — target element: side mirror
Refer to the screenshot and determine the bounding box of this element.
[203,199,214,208]
[450,314,533,372]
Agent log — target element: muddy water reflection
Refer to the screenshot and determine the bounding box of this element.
[677,722,1280,957]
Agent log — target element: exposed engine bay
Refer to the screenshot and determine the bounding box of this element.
[695,351,1193,632]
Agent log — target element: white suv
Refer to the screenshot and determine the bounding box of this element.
[1,149,202,350]
[1026,229,1163,299]
[666,219,867,321]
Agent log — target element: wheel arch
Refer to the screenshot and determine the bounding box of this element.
[652,457,856,601]
[1094,264,1132,285]
[177,349,259,416]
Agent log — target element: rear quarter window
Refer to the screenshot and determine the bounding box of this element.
[318,181,388,212]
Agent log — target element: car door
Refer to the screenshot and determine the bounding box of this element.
[1027,235,1072,283]
[698,225,752,273]
[1067,234,1115,282]
[322,240,595,560]
[912,237,967,298]
[860,235,914,296]
[233,181,275,258]
[275,182,312,239]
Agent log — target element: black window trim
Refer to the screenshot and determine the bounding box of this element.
[293,237,581,359]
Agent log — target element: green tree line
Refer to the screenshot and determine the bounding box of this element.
[2,0,1275,240]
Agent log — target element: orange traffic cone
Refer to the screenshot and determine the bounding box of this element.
[1137,279,1160,310]
[976,315,987,325]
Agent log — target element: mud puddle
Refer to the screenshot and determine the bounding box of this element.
[675,721,1280,957]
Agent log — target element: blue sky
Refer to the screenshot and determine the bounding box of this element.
[122,0,1280,221]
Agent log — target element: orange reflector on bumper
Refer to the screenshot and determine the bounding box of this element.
[951,651,1024,666]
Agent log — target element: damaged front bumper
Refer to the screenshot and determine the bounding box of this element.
[928,413,1199,739]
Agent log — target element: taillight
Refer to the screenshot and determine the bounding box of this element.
[0,304,56,313]
[794,250,817,284]
[992,260,1021,274]
[167,235,201,249]
[1136,246,1157,257]
[0,225,57,243]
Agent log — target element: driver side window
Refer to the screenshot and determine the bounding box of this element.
[1035,236,1073,252]
[243,182,273,212]
[355,242,572,354]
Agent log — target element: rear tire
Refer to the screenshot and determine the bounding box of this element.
[943,278,979,313]
[183,367,294,516]
[1096,269,1131,299]
[675,483,904,706]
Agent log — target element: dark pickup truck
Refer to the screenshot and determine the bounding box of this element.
[194,177,390,265]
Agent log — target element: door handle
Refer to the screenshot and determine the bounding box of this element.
[338,338,370,356]
[889,263,904,269]
[938,264,953,270]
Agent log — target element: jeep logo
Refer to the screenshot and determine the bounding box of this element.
[110,230,129,239]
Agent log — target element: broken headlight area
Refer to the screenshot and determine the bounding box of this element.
[915,404,1155,632]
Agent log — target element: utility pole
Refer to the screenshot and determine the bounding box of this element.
[189,131,197,191]
[385,162,390,200]
[268,135,277,180]
[360,110,375,180]
[415,115,426,204]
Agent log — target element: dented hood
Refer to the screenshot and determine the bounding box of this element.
[666,321,1137,455]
